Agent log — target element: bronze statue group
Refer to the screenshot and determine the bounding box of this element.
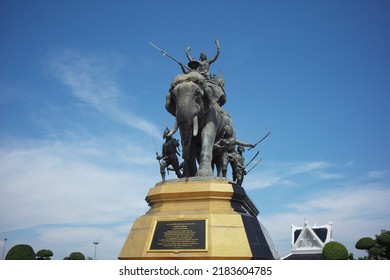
[153,40,268,185]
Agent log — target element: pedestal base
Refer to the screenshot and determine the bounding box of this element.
[118,178,276,260]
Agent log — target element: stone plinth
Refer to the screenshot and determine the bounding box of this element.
[118,178,276,260]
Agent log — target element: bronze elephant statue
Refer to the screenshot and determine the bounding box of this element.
[165,72,234,177]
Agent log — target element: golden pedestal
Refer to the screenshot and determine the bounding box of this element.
[118,178,275,260]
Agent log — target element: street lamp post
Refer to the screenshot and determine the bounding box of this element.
[93,242,99,260]
[2,238,7,260]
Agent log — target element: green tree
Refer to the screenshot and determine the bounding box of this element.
[36,249,54,260]
[322,241,349,260]
[355,230,390,260]
[376,230,390,259]
[5,244,36,260]
[63,251,86,260]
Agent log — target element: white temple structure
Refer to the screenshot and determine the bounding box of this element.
[283,219,333,260]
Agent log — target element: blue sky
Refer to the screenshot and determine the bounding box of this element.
[1,0,389,259]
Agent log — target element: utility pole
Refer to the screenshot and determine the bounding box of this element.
[93,242,99,260]
[2,238,7,260]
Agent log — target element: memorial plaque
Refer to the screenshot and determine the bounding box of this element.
[149,219,207,251]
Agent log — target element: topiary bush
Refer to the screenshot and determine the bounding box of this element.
[355,230,390,259]
[64,252,86,260]
[5,244,36,260]
[322,241,349,260]
[355,237,376,250]
[36,249,54,260]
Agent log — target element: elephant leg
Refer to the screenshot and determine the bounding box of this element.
[183,159,196,177]
[187,159,197,177]
[184,143,198,177]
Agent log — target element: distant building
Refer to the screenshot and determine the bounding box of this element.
[282,219,333,260]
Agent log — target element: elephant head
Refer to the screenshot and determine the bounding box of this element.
[165,72,232,177]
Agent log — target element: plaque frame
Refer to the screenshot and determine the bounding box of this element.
[147,218,208,253]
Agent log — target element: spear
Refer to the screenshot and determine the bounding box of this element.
[149,42,190,70]
[152,136,160,164]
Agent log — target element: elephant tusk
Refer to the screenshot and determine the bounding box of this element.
[167,120,179,137]
[193,115,199,136]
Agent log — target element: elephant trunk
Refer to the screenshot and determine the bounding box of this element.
[168,115,197,138]
[175,84,200,134]
[180,122,192,162]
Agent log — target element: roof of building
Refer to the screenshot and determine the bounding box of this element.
[282,219,333,260]
[283,253,324,260]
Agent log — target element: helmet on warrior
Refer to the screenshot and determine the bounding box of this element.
[224,125,233,135]
[187,60,201,70]
[163,127,170,139]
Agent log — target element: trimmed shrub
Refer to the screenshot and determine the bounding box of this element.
[355,237,375,250]
[355,230,390,259]
[64,252,85,260]
[322,241,349,260]
[36,249,53,260]
[5,244,36,260]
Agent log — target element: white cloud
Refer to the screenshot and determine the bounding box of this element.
[345,161,356,167]
[368,170,388,179]
[287,161,332,175]
[246,175,295,190]
[315,171,344,179]
[286,185,390,217]
[46,49,160,138]
[0,141,155,233]
[0,129,171,259]
[47,49,121,105]
[246,160,344,190]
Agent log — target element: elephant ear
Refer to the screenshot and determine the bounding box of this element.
[165,90,176,116]
[209,83,226,106]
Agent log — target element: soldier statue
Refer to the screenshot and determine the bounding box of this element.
[213,126,254,179]
[185,39,220,80]
[234,146,247,186]
[156,128,182,181]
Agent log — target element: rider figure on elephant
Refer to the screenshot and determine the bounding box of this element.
[185,40,226,107]
[185,40,220,80]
